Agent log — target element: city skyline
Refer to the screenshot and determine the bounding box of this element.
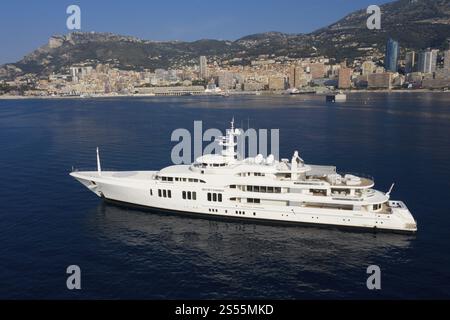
[0,0,391,65]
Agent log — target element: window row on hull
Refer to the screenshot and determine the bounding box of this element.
[150,189,388,213]
[156,176,206,183]
[182,191,197,200]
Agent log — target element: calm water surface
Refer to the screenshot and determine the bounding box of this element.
[0,93,449,299]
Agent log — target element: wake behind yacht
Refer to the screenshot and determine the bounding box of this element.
[70,121,417,233]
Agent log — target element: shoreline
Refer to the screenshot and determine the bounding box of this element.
[0,89,448,100]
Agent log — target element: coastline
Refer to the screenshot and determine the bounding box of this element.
[0,89,448,100]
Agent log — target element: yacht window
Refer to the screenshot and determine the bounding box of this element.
[213,193,217,202]
[168,190,171,198]
[254,186,260,192]
[268,187,274,193]
[260,186,267,193]
[218,194,222,202]
[167,177,173,182]
[150,189,153,196]
[182,191,186,199]
[247,186,253,192]
[193,192,196,200]
[175,178,179,181]
[158,189,162,197]
[207,193,212,201]
[187,191,192,200]
[163,190,167,198]
[311,189,327,196]
[230,185,236,189]
[254,199,260,204]
[275,187,281,193]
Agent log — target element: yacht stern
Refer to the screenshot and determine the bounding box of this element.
[388,200,417,233]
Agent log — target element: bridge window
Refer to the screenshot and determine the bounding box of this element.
[242,185,281,193]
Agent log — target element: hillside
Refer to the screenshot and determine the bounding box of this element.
[1,0,449,79]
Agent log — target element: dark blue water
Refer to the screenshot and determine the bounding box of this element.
[1,93,449,299]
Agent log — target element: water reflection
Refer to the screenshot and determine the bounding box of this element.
[90,201,414,273]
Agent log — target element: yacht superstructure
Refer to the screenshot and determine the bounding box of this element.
[70,120,417,233]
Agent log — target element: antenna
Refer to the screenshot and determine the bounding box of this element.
[386,183,395,196]
[96,147,102,176]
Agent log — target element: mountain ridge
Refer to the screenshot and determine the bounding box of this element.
[1,0,449,79]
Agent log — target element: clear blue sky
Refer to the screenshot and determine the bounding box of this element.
[0,0,391,64]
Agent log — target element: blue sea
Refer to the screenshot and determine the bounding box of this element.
[0,93,449,299]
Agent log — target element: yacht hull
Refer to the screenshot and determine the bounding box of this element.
[70,171,417,234]
[102,197,416,234]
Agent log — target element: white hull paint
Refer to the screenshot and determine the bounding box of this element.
[70,170,416,233]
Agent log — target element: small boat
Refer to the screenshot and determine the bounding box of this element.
[326,92,347,102]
